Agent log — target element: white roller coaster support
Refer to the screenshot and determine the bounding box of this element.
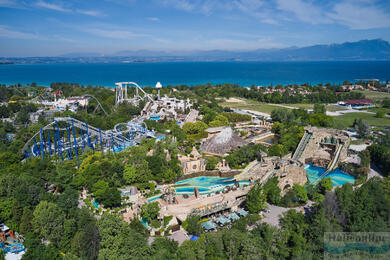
[81,94,109,116]
[115,82,154,105]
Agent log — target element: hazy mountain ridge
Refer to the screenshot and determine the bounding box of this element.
[2,39,390,63]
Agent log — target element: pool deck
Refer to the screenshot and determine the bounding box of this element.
[159,186,251,221]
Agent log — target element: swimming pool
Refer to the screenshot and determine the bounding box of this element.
[174,176,250,195]
[305,164,355,186]
[146,176,250,202]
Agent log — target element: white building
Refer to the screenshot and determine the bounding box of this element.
[52,97,89,112]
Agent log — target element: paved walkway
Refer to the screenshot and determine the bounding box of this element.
[248,201,314,230]
[147,229,190,246]
[368,164,383,180]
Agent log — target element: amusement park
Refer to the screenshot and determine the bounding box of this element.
[0,79,387,259]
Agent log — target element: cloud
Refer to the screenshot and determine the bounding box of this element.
[162,0,196,12]
[0,25,39,39]
[76,9,105,17]
[35,0,71,12]
[0,0,22,8]
[84,28,149,39]
[328,1,390,29]
[147,17,160,22]
[234,0,278,25]
[160,0,233,15]
[275,0,331,24]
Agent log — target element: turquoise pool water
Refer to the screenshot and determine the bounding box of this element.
[92,200,100,209]
[146,176,250,202]
[141,218,151,230]
[305,164,355,186]
[174,176,250,195]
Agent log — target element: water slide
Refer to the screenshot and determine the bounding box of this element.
[292,131,312,161]
[317,143,344,180]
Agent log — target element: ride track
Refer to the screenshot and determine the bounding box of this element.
[22,117,156,161]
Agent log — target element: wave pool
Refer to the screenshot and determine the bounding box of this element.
[174,176,250,195]
[305,164,355,186]
[147,176,250,202]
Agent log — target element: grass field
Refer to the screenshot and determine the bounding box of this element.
[325,105,348,112]
[352,90,390,102]
[220,98,315,114]
[333,112,390,129]
[220,97,348,114]
[220,97,390,129]
[220,99,283,114]
[367,107,390,115]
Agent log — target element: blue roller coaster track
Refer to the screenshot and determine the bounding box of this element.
[22,117,156,161]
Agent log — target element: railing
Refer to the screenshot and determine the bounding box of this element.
[292,131,312,161]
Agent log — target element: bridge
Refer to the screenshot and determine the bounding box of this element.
[23,117,155,161]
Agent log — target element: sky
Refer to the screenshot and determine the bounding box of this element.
[1,0,390,57]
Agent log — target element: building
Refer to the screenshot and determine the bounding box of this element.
[52,97,89,112]
[178,147,206,175]
[141,96,193,121]
[342,99,373,108]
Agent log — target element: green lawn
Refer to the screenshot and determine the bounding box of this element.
[288,104,313,109]
[325,105,348,112]
[220,98,314,114]
[220,99,284,114]
[367,107,390,115]
[352,90,390,102]
[332,112,390,129]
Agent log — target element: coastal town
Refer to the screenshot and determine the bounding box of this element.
[0,79,389,259]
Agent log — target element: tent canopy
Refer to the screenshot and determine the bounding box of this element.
[237,209,248,217]
[202,220,217,230]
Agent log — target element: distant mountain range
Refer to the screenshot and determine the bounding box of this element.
[2,39,390,63]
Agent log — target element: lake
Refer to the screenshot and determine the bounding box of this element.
[1,61,390,87]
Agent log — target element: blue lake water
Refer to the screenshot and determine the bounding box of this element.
[1,61,390,87]
[305,164,355,186]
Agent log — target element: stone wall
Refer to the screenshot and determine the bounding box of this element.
[275,164,308,195]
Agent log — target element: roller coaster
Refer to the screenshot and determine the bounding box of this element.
[22,117,156,161]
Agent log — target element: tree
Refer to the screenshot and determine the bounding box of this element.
[379,132,390,147]
[376,111,385,118]
[150,237,178,259]
[317,177,333,194]
[97,214,148,259]
[354,118,370,138]
[206,157,218,170]
[32,201,65,246]
[0,106,10,118]
[246,184,267,213]
[123,164,137,184]
[185,216,203,235]
[141,202,160,220]
[280,210,308,257]
[271,108,294,123]
[182,122,208,135]
[268,144,286,157]
[263,177,282,205]
[313,103,326,114]
[16,107,30,125]
[209,114,229,127]
[359,149,370,168]
[383,99,390,108]
[292,184,308,203]
[92,180,121,208]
